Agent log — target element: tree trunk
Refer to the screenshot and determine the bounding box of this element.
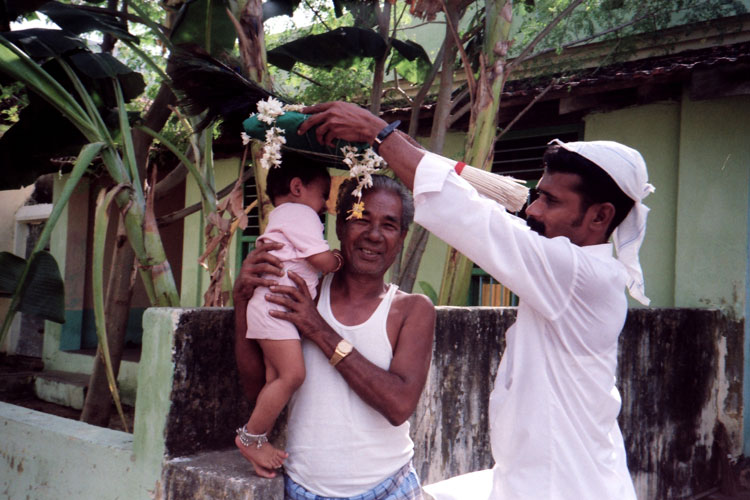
[395,12,460,293]
[370,1,391,114]
[438,0,512,305]
[80,220,136,426]
[100,0,119,53]
[81,65,177,427]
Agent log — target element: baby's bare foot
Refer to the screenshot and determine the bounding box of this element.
[235,435,288,476]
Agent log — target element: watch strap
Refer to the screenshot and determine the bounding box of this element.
[372,120,401,154]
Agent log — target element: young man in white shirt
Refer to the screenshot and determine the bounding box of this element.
[296,101,654,500]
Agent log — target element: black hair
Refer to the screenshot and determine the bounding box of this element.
[265,150,331,205]
[336,174,414,233]
[543,145,635,237]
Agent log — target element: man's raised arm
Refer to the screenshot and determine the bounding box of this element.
[299,102,426,191]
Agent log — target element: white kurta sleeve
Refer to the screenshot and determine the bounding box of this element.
[413,152,578,320]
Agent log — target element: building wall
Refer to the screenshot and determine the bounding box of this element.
[0,185,34,353]
[410,132,464,300]
[673,93,750,316]
[582,94,750,315]
[180,158,244,307]
[583,102,681,308]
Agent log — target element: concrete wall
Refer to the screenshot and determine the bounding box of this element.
[412,307,744,500]
[0,402,143,499]
[1,306,742,499]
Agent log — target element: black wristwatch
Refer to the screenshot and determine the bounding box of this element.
[372,120,401,154]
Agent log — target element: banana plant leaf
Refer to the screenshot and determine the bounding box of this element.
[3,0,55,19]
[2,30,145,104]
[0,30,144,189]
[39,1,139,43]
[170,0,239,57]
[267,26,387,71]
[0,252,25,297]
[389,38,432,84]
[168,47,275,133]
[266,26,431,82]
[0,99,87,189]
[0,251,65,323]
[0,29,87,61]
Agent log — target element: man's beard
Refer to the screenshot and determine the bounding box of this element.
[526,217,545,236]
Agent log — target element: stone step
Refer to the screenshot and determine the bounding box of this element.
[160,448,284,500]
[34,370,90,410]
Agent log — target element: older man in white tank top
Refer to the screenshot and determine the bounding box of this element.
[234,175,436,499]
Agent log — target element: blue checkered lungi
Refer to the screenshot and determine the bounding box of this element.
[284,462,423,500]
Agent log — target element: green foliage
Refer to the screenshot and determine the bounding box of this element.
[508,0,748,60]
[0,82,27,126]
[266,3,432,103]
[0,251,65,323]
[170,0,239,56]
[418,280,438,304]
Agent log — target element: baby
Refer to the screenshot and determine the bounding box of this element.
[236,152,342,470]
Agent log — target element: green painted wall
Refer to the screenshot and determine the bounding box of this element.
[584,102,681,308]
[409,132,466,301]
[673,93,750,316]
[180,158,245,307]
[0,402,142,499]
[583,95,750,315]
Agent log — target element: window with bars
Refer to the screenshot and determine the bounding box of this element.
[236,175,262,267]
[468,125,582,306]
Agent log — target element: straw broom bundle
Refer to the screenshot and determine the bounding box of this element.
[454,162,530,212]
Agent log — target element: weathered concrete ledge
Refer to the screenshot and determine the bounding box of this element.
[413,307,743,500]
[159,450,283,500]
[151,306,743,499]
[1,306,743,499]
[0,402,137,499]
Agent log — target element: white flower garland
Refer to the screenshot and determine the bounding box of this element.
[244,97,386,219]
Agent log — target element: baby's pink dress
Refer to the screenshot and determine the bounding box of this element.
[245,203,330,340]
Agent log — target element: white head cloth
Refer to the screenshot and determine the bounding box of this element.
[549,139,655,305]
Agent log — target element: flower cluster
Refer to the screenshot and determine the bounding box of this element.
[260,127,286,170]
[256,97,285,125]
[341,145,385,219]
[244,98,306,170]
[243,98,388,218]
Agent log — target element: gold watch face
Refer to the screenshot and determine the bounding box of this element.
[338,340,353,355]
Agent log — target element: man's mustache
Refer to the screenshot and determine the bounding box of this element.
[526,217,545,236]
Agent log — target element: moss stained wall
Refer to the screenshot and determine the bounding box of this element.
[411,307,742,500]
[145,306,742,499]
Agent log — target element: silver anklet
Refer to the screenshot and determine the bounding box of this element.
[236,425,269,449]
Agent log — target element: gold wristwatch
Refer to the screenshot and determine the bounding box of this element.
[329,339,354,367]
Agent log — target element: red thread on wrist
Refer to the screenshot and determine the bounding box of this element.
[455,162,466,175]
